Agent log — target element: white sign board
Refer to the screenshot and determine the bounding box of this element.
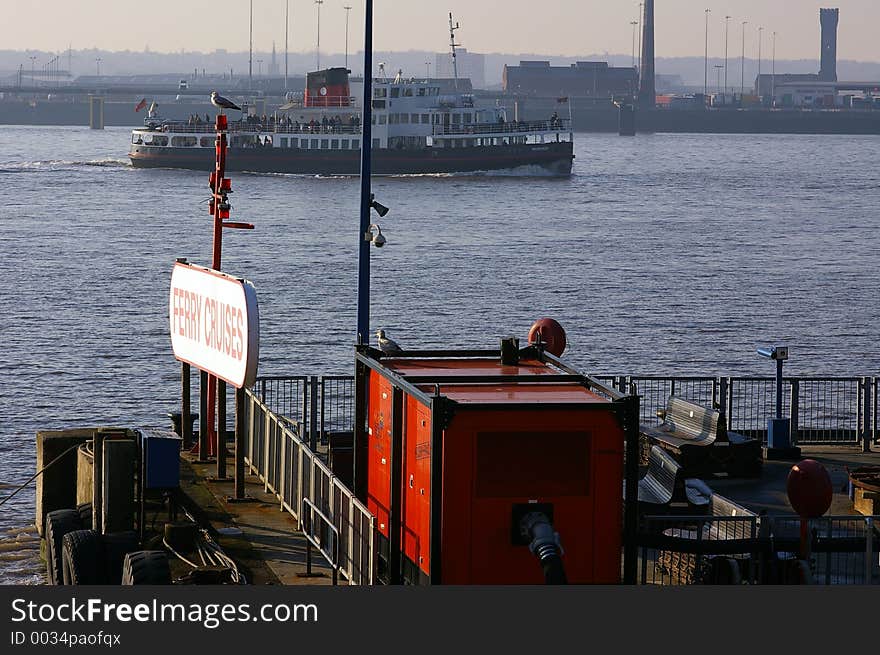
[169,262,259,389]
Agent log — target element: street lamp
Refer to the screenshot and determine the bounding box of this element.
[630,20,639,68]
[757,26,764,96]
[344,5,353,69]
[704,8,711,97]
[357,0,376,345]
[95,57,102,77]
[724,15,731,95]
[315,0,324,70]
[772,31,778,106]
[740,21,748,98]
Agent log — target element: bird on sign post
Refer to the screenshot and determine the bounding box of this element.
[211,91,242,114]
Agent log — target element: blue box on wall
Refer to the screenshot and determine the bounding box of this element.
[138,428,182,489]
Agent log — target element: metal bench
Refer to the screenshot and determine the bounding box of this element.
[628,446,711,514]
[641,397,762,478]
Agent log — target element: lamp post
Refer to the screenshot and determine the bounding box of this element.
[704,8,711,97]
[95,57,102,77]
[315,0,324,70]
[714,64,724,95]
[344,5,353,69]
[757,26,764,96]
[630,20,638,68]
[741,21,748,98]
[357,0,375,345]
[638,2,643,71]
[724,15,731,95]
[772,31,778,106]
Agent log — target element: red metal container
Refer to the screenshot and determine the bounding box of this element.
[355,343,636,585]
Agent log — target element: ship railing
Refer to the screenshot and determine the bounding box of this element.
[301,96,356,108]
[637,514,879,585]
[432,118,571,137]
[142,120,363,136]
[255,374,878,448]
[243,386,376,585]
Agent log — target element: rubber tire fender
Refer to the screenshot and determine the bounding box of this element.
[122,551,172,585]
[61,529,103,585]
[44,509,82,585]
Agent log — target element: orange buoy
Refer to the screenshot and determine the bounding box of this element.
[528,318,567,357]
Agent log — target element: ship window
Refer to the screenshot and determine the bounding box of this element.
[418,88,426,96]
[331,139,339,149]
[352,139,360,149]
[421,114,429,124]
[390,88,400,98]
[300,139,308,149]
[311,139,319,149]
[411,114,419,123]
[281,137,288,148]
[379,115,386,125]
[464,113,472,123]
[403,88,413,97]
[371,115,376,125]
[452,114,461,124]
[372,100,386,110]
[321,139,329,149]
[374,88,387,98]
[389,114,399,124]
[200,136,213,147]
[341,139,349,149]
[171,136,197,147]
[400,114,409,124]
[131,134,142,144]
[372,138,381,148]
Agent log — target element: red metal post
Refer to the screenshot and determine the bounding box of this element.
[194,112,254,459]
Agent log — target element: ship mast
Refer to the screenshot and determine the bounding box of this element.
[448,12,461,90]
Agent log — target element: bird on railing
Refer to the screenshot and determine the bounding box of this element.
[376,330,403,354]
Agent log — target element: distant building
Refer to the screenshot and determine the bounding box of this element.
[435,48,485,90]
[502,60,638,98]
[819,8,839,82]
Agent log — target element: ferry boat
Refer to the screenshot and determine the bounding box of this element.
[128,67,575,176]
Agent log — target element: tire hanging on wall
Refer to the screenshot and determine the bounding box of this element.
[44,509,82,585]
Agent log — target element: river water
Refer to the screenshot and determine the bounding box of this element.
[1,126,878,583]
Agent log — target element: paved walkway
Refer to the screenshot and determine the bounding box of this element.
[179,450,333,586]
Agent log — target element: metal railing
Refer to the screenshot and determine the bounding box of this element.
[638,515,879,585]
[243,391,376,585]
[257,374,877,447]
[432,118,570,137]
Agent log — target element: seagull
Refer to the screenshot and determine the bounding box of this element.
[376,329,402,354]
[210,91,242,113]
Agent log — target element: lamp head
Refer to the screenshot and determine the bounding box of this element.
[370,193,390,217]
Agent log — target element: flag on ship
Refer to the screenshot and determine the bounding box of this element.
[135,98,147,112]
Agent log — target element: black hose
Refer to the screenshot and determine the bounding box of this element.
[521,512,568,585]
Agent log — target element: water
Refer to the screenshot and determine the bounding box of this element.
[1,125,878,583]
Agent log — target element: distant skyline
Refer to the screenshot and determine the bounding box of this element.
[6,1,880,62]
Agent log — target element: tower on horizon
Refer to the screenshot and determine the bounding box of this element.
[819,8,839,82]
[638,0,655,107]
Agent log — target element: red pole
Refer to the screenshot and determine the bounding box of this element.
[204,114,229,458]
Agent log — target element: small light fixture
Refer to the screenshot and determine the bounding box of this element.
[370,193,390,217]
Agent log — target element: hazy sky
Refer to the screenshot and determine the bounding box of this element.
[6,0,879,61]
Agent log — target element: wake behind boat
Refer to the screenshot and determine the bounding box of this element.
[128,67,574,176]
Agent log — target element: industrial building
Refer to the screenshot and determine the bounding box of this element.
[502,60,638,98]
[434,48,485,90]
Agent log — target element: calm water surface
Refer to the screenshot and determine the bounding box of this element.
[1,126,878,582]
